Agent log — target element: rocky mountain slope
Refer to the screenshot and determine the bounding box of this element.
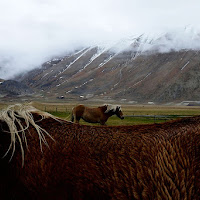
[17,44,200,103]
[0,80,33,97]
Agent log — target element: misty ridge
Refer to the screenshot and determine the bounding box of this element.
[1,0,200,81]
[1,26,200,80]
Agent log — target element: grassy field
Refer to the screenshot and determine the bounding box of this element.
[1,101,200,125]
[30,102,200,125]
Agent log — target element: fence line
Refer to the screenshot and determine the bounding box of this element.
[124,115,192,123]
[43,106,193,119]
[125,115,191,118]
[44,106,68,112]
[43,106,193,123]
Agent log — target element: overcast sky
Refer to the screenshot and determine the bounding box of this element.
[1,0,200,79]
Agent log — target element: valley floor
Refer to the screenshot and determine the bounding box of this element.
[1,100,200,125]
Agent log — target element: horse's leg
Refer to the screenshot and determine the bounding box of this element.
[71,110,80,123]
[74,115,80,124]
[75,118,80,124]
[71,113,74,122]
[100,121,106,125]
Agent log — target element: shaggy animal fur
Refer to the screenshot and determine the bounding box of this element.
[0,104,56,166]
[71,104,124,125]
[0,104,200,199]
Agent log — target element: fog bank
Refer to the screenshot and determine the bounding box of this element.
[0,0,200,79]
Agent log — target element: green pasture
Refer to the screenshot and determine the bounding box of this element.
[46,104,200,126]
[1,101,200,125]
[47,111,164,125]
[48,111,192,126]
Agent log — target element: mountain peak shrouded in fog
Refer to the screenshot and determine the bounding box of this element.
[19,46,200,103]
[1,0,200,79]
[1,27,200,79]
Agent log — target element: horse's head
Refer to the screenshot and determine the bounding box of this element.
[104,105,124,119]
[115,106,124,119]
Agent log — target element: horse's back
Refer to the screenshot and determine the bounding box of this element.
[72,105,103,123]
[72,105,86,118]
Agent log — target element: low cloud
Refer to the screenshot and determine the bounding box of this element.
[0,0,200,79]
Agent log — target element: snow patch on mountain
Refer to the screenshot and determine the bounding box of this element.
[2,26,200,79]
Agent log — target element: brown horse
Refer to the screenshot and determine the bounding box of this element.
[71,104,124,125]
[0,104,200,199]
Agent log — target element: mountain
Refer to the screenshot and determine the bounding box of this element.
[17,34,200,103]
[0,80,33,97]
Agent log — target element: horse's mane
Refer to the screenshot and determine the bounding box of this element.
[0,104,56,166]
[104,104,121,112]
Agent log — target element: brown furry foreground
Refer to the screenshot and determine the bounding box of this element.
[0,105,200,199]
